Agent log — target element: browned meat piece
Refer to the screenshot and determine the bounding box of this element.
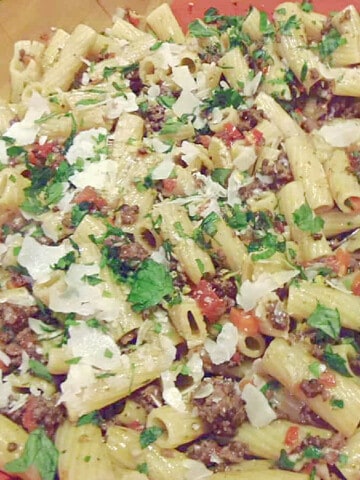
[0,303,37,333]
[119,242,149,261]
[5,328,40,368]
[131,381,163,413]
[209,276,237,311]
[119,204,140,225]
[192,376,247,437]
[261,156,294,191]
[7,395,66,439]
[264,301,289,331]
[144,104,166,133]
[299,379,325,398]
[187,438,247,466]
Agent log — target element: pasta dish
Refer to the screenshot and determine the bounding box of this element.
[1,1,360,478]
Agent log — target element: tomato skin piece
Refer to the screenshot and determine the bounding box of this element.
[284,425,299,448]
[215,123,244,147]
[229,307,260,335]
[73,186,107,210]
[192,280,227,323]
[127,420,144,432]
[319,371,337,388]
[162,178,177,194]
[0,471,14,480]
[352,272,360,296]
[22,397,39,433]
[348,196,360,212]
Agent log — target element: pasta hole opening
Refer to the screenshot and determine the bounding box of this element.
[180,58,196,73]
[150,418,168,441]
[244,336,261,351]
[141,228,157,249]
[175,373,194,391]
[187,311,200,335]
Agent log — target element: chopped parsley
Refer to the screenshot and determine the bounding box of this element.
[318,28,347,60]
[307,304,341,339]
[127,259,174,311]
[293,203,324,234]
[28,359,53,383]
[323,345,352,377]
[139,426,164,448]
[5,428,58,480]
[279,15,301,35]
[188,19,218,37]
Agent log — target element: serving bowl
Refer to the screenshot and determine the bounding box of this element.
[0,0,353,98]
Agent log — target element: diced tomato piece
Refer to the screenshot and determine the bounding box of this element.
[22,397,39,432]
[251,128,264,146]
[192,280,227,323]
[0,360,7,372]
[28,142,56,166]
[73,186,107,210]
[229,307,260,335]
[319,371,337,388]
[0,471,15,480]
[334,248,351,276]
[284,425,299,448]
[127,420,144,432]
[127,11,140,27]
[162,178,177,194]
[352,272,360,296]
[348,196,360,212]
[197,135,211,148]
[215,123,244,147]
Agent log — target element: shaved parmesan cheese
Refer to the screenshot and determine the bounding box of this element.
[144,137,171,153]
[153,42,187,69]
[172,90,200,116]
[0,140,9,164]
[204,322,238,365]
[106,92,138,119]
[18,236,72,283]
[69,158,118,190]
[243,71,262,97]
[59,363,97,404]
[0,349,11,367]
[150,246,170,267]
[151,156,174,180]
[147,84,161,99]
[0,373,12,408]
[185,353,204,389]
[316,120,360,147]
[67,323,123,370]
[19,351,30,374]
[180,141,201,165]
[232,146,257,171]
[172,65,197,91]
[241,383,277,427]
[227,170,246,206]
[65,127,108,164]
[4,92,50,145]
[193,172,227,199]
[237,271,298,311]
[49,263,121,320]
[161,369,186,412]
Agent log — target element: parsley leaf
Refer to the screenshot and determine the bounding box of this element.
[318,28,347,60]
[211,168,231,187]
[279,14,301,35]
[259,11,275,38]
[301,1,314,12]
[277,449,296,470]
[293,203,324,234]
[202,86,244,111]
[127,259,174,311]
[5,428,58,480]
[226,205,248,230]
[139,426,163,448]
[323,345,352,377]
[188,19,218,37]
[28,359,53,383]
[77,411,103,426]
[307,304,341,339]
[51,251,76,271]
[201,212,220,237]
